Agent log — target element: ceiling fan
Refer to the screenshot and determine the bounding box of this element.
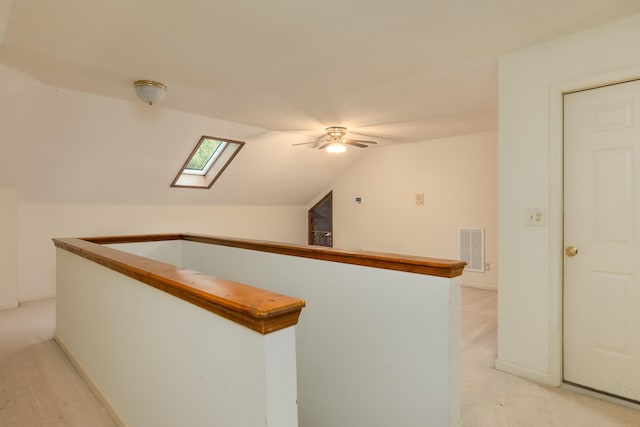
[293,126,377,153]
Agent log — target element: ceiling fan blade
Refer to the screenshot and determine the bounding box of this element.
[345,142,369,148]
[344,139,377,145]
[317,143,331,150]
[293,137,330,147]
[347,131,380,138]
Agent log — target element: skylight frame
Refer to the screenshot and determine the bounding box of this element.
[171,135,245,189]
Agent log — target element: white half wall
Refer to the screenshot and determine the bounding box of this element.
[325,131,498,289]
[498,13,640,384]
[181,241,461,427]
[18,204,306,301]
[56,249,298,427]
[0,189,18,309]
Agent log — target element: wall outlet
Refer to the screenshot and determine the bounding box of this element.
[484,263,491,272]
[353,196,362,204]
[415,193,425,206]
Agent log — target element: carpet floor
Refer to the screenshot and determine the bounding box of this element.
[1,289,639,426]
[0,298,115,426]
[461,286,640,426]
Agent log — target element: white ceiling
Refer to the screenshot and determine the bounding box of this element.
[4,0,640,142]
[1,1,640,205]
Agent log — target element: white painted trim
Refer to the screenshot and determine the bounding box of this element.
[548,84,564,387]
[0,301,19,311]
[461,281,497,291]
[449,279,462,427]
[495,358,551,385]
[18,292,56,303]
[548,66,640,389]
[54,331,125,427]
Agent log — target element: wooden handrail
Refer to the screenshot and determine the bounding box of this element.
[53,237,305,334]
[84,233,466,278]
[54,234,464,333]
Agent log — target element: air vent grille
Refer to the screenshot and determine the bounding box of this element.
[459,228,484,272]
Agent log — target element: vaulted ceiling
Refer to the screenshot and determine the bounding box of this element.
[1,0,640,204]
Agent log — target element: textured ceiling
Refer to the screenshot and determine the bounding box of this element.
[1,1,640,205]
[3,0,640,143]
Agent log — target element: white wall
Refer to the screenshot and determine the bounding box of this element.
[326,131,498,289]
[18,204,306,301]
[0,64,309,301]
[498,13,640,384]
[0,65,366,207]
[0,1,13,44]
[0,189,18,309]
[106,241,184,266]
[56,249,298,427]
[181,240,461,427]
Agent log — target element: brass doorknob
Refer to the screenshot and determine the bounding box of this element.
[565,246,578,257]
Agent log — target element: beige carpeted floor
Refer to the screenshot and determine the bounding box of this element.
[0,298,116,427]
[1,289,639,426]
[461,286,640,427]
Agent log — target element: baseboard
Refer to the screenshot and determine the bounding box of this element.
[0,301,19,311]
[54,331,126,427]
[19,292,56,303]
[494,358,552,385]
[461,281,497,291]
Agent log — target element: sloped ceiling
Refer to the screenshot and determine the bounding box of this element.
[1,0,640,205]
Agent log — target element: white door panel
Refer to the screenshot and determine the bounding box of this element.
[564,80,640,401]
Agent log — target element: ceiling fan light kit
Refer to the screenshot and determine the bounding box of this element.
[293,126,378,154]
[134,80,167,105]
[326,126,347,138]
[326,141,347,153]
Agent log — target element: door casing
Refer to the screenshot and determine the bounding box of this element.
[562,81,640,401]
[308,191,333,247]
[547,66,640,386]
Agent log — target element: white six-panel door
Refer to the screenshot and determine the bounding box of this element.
[564,80,640,402]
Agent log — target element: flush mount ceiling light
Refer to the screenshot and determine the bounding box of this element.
[133,80,167,105]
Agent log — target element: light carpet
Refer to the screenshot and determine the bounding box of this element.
[0,298,115,427]
[1,290,640,426]
[461,286,640,427]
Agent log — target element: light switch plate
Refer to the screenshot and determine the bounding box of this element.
[525,208,546,226]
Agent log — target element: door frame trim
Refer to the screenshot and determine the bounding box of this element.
[308,191,333,246]
[548,66,640,386]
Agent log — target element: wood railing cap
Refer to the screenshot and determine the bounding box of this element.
[53,237,305,335]
[79,233,466,278]
[54,233,465,333]
[180,233,466,278]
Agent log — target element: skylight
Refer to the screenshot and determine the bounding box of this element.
[171,135,245,188]
[184,138,226,176]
